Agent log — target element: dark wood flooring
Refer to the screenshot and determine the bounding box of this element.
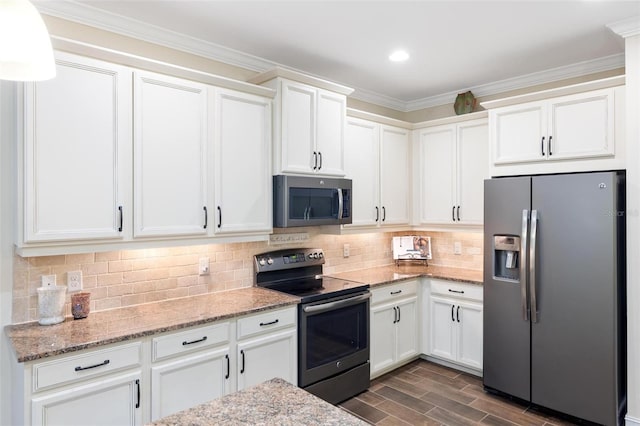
[339,359,578,426]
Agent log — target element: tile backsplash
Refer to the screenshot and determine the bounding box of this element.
[12,231,483,323]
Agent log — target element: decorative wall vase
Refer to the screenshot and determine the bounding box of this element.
[454,91,477,115]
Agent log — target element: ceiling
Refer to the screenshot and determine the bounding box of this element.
[37,1,640,111]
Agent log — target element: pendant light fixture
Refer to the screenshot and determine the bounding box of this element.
[0,0,55,81]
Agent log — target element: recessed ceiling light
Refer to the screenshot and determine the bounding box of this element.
[389,50,410,62]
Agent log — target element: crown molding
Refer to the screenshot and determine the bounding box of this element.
[36,1,627,113]
[36,1,278,72]
[353,53,625,112]
[607,16,640,38]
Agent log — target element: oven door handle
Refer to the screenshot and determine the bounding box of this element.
[302,292,371,314]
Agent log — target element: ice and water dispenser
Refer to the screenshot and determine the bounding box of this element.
[493,235,521,281]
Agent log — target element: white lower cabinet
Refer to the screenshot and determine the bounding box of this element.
[236,307,297,390]
[32,372,142,426]
[370,280,419,378]
[428,279,483,372]
[17,341,144,426]
[236,329,297,390]
[151,348,230,421]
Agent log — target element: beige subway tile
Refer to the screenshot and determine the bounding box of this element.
[109,260,133,273]
[144,291,168,303]
[12,297,29,324]
[146,268,170,280]
[123,270,148,283]
[156,278,178,291]
[166,287,190,300]
[95,251,121,262]
[121,249,147,260]
[188,285,208,296]
[121,294,147,307]
[176,276,198,288]
[108,284,133,297]
[133,281,156,294]
[97,273,124,287]
[207,281,226,293]
[89,287,109,300]
[95,297,123,311]
[82,262,109,275]
[65,253,95,265]
[215,251,233,262]
[32,255,66,267]
[169,265,197,278]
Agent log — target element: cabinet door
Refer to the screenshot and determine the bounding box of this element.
[214,89,272,234]
[379,125,410,226]
[429,296,456,362]
[395,297,419,364]
[32,371,141,426]
[457,120,489,224]
[133,71,208,238]
[491,102,546,164]
[236,329,297,390]
[418,125,456,224]
[370,303,396,376]
[23,52,130,243]
[150,348,231,421]
[316,89,346,176]
[280,80,316,174]
[549,89,614,160]
[344,117,380,227]
[456,301,483,370]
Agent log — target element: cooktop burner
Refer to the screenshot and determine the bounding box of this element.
[254,248,368,303]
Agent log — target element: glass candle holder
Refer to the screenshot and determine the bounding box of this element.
[71,292,91,319]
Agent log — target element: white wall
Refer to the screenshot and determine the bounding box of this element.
[0,82,17,426]
[624,32,640,426]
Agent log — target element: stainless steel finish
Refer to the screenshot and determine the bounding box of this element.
[337,188,344,219]
[484,172,626,426]
[529,209,538,324]
[521,210,529,321]
[302,292,370,314]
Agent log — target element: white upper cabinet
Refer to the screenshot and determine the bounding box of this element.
[344,117,410,229]
[277,79,346,176]
[344,118,380,227]
[21,51,131,244]
[249,70,353,177]
[418,118,488,226]
[487,82,625,176]
[133,71,209,238]
[380,126,411,226]
[213,89,272,235]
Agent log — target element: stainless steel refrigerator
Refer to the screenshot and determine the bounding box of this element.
[483,171,626,425]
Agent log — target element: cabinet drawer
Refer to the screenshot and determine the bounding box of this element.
[237,307,296,340]
[33,342,142,392]
[371,279,418,305]
[153,322,230,362]
[430,279,483,302]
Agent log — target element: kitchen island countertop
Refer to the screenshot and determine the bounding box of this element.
[329,264,482,287]
[148,377,368,426]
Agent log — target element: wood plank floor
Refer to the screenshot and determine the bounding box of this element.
[339,360,578,426]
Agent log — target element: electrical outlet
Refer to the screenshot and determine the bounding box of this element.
[41,275,56,287]
[199,257,210,275]
[67,270,83,292]
[454,241,462,255]
[343,244,350,258]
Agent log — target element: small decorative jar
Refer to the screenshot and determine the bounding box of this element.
[71,292,91,320]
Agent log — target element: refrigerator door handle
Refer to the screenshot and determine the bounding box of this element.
[521,209,530,321]
[530,209,539,323]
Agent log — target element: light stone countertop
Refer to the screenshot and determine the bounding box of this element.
[5,287,299,363]
[328,264,483,287]
[148,377,368,426]
[6,264,481,363]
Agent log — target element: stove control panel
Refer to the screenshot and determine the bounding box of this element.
[254,248,325,272]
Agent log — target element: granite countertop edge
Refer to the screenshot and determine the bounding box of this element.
[7,265,481,363]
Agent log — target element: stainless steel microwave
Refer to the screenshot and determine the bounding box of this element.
[273,175,352,227]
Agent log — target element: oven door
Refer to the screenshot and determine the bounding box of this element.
[298,291,370,387]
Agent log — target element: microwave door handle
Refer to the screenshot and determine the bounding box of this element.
[337,189,344,219]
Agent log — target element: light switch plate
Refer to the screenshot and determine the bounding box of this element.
[454,241,462,255]
[343,244,350,258]
[41,275,56,287]
[199,257,210,275]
